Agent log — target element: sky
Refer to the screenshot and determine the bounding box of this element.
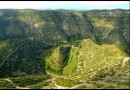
[0,1,129,10]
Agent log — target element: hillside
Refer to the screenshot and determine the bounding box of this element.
[0,9,129,89]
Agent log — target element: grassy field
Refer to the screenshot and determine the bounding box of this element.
[41,47,61,74]
[41,46,71,75]
[55,77,80,87]
[62,47,79,75]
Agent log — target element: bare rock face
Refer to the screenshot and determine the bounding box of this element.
[0,9,129,77]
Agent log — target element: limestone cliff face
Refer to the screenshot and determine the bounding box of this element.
[0,9,129,77]
[0,9,129,43]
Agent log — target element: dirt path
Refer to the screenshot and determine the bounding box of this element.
[70,83,94,89]
[54,81,69,89]
[46,57,129,89]
[46,71,69,79]
[3,79,30,89]
[3,57,128,89]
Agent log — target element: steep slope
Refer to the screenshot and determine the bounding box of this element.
[83,9,130,54]
[54,39,129,88]
[41,46,71,75]
[0,9,129,89]
[72,39,128,81]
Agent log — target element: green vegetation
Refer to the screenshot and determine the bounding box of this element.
[41,46,71,75]
[41,44,79,75]
[73,39,128,81]
[0,80,16,89]
[0,9,129,89]
[26,81,51,89]
[55,77,80,87]
[62,47,79,75]
[89,16,118,31]
[0,74,51,89]
[0,40,9,61]
[77,85,87,89]
[9,75,51,87]
[41,47,63,74]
